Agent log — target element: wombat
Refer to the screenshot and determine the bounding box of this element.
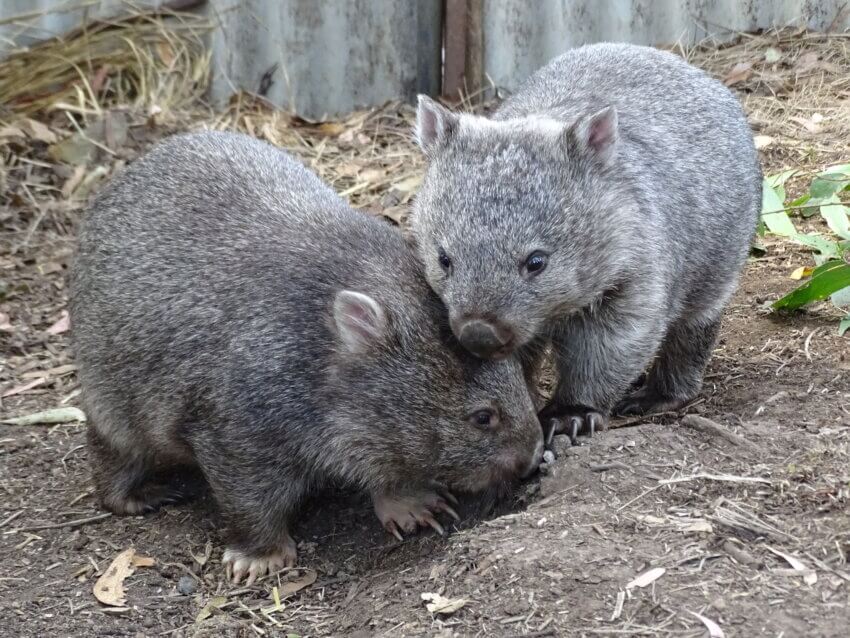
[70,131,543,584]
[410,43,761,442]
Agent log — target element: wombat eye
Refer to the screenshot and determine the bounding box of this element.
[523,251,548,276]
[437,247,452,272]
[468,408,498,430]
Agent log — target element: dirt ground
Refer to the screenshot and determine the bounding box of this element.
[2,30,850,638]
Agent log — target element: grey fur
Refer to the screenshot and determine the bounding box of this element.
[70,131,543,568]
[411,43,761,423]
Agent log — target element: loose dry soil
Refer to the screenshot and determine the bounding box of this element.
[1,29,849,638]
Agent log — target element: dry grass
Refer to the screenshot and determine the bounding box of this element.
[687,29,850,174]
[0,7,211,118]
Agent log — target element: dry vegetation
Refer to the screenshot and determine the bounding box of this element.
[1,9,849,638]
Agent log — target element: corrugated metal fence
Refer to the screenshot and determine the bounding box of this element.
[1,0,848,118]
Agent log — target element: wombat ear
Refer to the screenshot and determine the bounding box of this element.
[333,290,389,354]
[416,95,458,157]
[563,105,619,165]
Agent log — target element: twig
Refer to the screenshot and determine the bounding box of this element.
[681,415,761,451]
[0,510,24,528]
[589,461,631,473]
[15,512,112,532]
[803,328,818,361]
[618,473,771,511]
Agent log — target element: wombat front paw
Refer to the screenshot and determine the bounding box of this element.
[614,386,691,416]
[223,538,297,586]
[540,406,608,448]
[372,488,460,540]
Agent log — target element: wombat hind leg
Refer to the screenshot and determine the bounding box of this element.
[615,316,721,416]
[87,426,189,515]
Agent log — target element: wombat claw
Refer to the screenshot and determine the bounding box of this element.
[373,489,461,541]
[543,410,607,447]
[223,540,297,586]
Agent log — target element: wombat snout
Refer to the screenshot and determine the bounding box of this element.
[523,438,545,479]
[454,318,515,359]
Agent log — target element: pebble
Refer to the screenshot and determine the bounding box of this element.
[176,575,197,596]
[542,450,556,465]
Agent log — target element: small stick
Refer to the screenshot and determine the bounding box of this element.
[589,461,631,473]
[0,510,24,528]
[681,415,760,451]
[15,512,112,532]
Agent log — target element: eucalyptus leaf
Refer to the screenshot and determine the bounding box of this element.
[2,406,86,425]
[761,180,796,237]
[791,233,841,260]
[773,261,850,311]
[819,194,850,240]
[839,314,850,337]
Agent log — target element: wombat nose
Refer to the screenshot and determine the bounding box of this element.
[522,437,545,479]
[457,320,513,359]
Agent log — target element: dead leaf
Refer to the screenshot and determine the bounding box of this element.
[795,52,819,74]
[626,567,666,589]
[681,519,714,533]
[49,134,95,165]
[753,135,774,150]
[359,168,386,183]
[2,377,47,398]
[191,540,213,567]
[0,125,25,141]
[421,592,468,615]
[790,266,813,280]
[22,364,77,380]
[2,406,86,425]
[62,165,88,199]
[46,310,70,335]
[156,40,176,66]
[689,610,725,637]
[93,548,155,606]
[195,595,228,622]
[723,62,752,86]
[0,312,12,332]
[766,546,817,585]
[318,122,346,136]
[764,47,782,64]
[393,175,422,194]
[279,568,317,596]
[18,118,58,144]
[37,262,64,276]
[790,115,823,135]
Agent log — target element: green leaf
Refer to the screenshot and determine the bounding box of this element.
[810,166,850,199]
[791,233,841,260]
[824,163,850,175]
[761,179,796,236]
[766,169,797,190]
[839,314,850,336]
[788,193,811,207]
[820,194,850,240]
[832,285,850,309]
[773,261,850,310]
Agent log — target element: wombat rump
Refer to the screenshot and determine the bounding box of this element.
[411,43,761,441]
[70,131,543,584]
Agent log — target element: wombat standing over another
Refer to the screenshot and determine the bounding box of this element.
[411,43,761,442]
[70,131,543,584]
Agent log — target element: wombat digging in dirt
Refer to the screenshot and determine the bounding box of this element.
[411,43,761,444]
[70,131,544,585]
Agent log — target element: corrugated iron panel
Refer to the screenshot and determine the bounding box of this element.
[204,0,443,118]
[482,0,850,92]
[0,0,166,54]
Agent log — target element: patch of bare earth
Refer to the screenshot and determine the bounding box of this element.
[2,27,849,637]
